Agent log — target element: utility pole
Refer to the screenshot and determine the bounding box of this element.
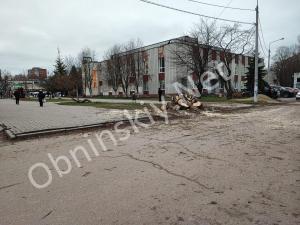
[254,0,259,103]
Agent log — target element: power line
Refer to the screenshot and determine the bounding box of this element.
[139,0,254,25]
[258,17,268,53]
[187,0,255,11]
[218,0,234,17]
[258,33,267,58]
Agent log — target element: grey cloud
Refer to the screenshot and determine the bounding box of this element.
[0,0,299,74]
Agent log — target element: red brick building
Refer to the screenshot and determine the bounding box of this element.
[27,67,47,80]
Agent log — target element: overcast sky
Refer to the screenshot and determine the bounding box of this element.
[0,0,299,75]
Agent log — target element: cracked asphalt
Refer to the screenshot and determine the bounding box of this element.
[0,104,299,225]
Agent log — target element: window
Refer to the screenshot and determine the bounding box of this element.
[143,80,149,91]
[235,65,238,75]
[234,80,238,89]
[211,50,216,60]
[143,61,149,75]
[235,55,239,64]
[234,75,239,90]
[181,77,187,87]
[159,80,165,90]
[159,57,165,73]
[220,51,225,62]
[242,56,245,65]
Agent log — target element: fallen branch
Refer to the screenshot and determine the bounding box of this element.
[71,98,92,103]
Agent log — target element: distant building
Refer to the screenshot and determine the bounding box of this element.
[82,36,251,96]
[9,79,45,93]
[294,72,300,89]
[14,74,27,81]
[28,67,47,80]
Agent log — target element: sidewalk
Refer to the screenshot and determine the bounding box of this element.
[0,99,147,139]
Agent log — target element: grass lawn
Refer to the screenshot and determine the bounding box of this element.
[200,96,229,102]
[92,95,229,103]
[92,96,171,101]
[57,101,158,110]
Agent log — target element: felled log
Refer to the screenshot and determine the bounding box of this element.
[192,102,202,108]
[167,94,203,111]
[72,98,92,103]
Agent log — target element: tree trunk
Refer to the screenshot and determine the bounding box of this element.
[225,81,233,99]
[76,85,79,101]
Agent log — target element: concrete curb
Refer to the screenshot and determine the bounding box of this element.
[3,116,164,141]
[5,129,16,139]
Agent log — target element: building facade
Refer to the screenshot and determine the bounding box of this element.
[28,67,47,80]
[294,72,300,89]
[82,36,250,96]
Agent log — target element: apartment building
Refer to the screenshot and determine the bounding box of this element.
[28,67,47,80]
[82,36,250,96]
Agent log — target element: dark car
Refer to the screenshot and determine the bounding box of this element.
[242,82,279,99]
[281,87,295,98]
[262,82,279,99]
[270,85,295,98]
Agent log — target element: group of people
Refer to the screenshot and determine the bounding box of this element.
[13,90,46,107]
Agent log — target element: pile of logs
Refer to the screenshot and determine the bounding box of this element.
[166,94,203,111]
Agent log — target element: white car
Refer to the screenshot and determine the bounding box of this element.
[296,91,300,100]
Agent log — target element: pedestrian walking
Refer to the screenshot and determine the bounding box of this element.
[132,92,137,103]
[13,89,20,105]
[38,90,45,107]
[158,87,163,102]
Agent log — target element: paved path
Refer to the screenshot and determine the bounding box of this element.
[0,99,135,138]
[0,104,299,224]
[87,98,160,104]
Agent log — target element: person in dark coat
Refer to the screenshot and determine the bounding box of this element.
[158,87,163,102]
[37,90,45,107]
[13,89,20,105]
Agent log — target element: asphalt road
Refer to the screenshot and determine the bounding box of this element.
[0,104,299,225]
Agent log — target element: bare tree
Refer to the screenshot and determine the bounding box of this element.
[104,44,122,95]
[132,39,144,94]
[64,55,81,74]
[170,20,219,93]
[78,47,96,63]
[272,42,300,86]
[215,24,254,98]
[119,40,142,97]
[79,47,97,96]
[0,70,11,97]
[171,20,254,98]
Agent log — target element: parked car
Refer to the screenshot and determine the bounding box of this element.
[292,88,300,95]
[263,82,279,99]
[282,87,296,98]
[242,82,279,99]
[296,91,300,100]
[271,86,295,98]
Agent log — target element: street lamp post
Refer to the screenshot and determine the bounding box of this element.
[267,37,284,81]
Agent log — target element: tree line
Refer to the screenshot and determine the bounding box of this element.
[43,48,96,98]
[102,39,145,97]
[272,36,300,87]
